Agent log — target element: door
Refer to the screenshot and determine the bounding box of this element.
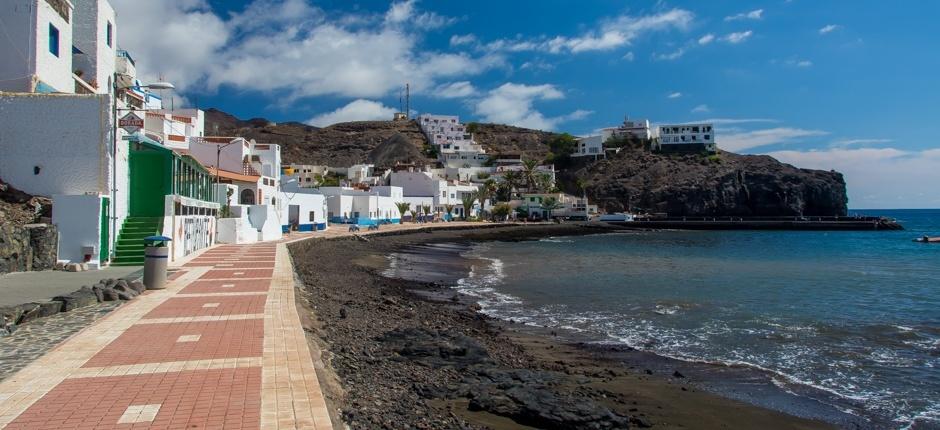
[288,205,300,230]
[99,197,110,262]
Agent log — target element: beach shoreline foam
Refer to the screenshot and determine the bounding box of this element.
[289,224,869,429]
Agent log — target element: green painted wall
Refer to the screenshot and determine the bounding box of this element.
[99,197,109,262]
[128,143,172,217]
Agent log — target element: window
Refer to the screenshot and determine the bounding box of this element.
[48,24,60,57]
[309,211,316,222]
[704,134,710,140]
[106,21,113,47]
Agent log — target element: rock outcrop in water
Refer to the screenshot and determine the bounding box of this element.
[560,149,848,216]
[207,109,848,216]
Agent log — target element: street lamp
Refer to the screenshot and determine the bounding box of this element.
[214,139,239,205]
[109,74,175,263]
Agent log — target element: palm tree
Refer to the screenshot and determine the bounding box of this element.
[460,193,477,220]
[501,170,521,199]
[444,204,455,221]
[421,204,432,221]
[521,159,540,192]
[394,202,411,223]
[541,196,561,220]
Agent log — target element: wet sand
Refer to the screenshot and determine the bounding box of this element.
[289,224,843,429]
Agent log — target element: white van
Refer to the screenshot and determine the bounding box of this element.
[599,213,635,222]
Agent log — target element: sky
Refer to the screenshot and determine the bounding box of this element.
[110,0,940,209]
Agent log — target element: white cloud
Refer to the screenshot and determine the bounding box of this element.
[691,104,710,113]
[703,118,779,125]
[307,99,397,126]
[766,148,940,208]
[722,30,753,44]
[431,81,477,98]
[796,60,813,67]
[698,34,715,45]
[385,0,455,29]
[484,9,693,54]
[724,9,763,21]
[449,34,477,46]
[654,48,685,61]
[819,24,840,35]
[667,92,682,99]
[622,51,635,61]
[829,138,893,148]
[110,0,229,93]
[474,83,586,130]
[720,127,828,152]
[111,0,497,103]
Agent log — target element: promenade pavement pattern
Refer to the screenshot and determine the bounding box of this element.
[0,240,330,430]
[0,221,484,429]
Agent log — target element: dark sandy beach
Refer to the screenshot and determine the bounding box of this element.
[289,224,842,429]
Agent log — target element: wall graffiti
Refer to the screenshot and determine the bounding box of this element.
[180,216,212,257]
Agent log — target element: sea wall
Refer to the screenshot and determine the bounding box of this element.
[0,223,58,275]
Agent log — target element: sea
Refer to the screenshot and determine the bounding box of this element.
[390,209,940,429]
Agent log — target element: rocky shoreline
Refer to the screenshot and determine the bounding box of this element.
[289,224,839,429]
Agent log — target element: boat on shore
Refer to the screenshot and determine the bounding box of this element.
[913,236,940,243]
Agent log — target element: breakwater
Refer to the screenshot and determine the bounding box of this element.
[607,215,903,230]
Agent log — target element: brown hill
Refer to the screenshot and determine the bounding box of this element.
[205,109,431,167]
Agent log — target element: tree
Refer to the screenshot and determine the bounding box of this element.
[546,133,578,167]
[514,206,529,220]
[444,204,455,221]
[541,196,561,220]
[521,159,540,192]
[491,203,512,222]
[501,170,521,199]
[421,204,432,220]
[394,202,411,222]
[460,193,477,220]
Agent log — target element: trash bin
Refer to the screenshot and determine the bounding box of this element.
[143,235,172,290]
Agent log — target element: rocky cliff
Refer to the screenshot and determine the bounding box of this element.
[560,149,848,216]
[205,109,848,216]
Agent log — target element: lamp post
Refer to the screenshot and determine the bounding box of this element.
[110,74,174,263]
[214,139,238,205]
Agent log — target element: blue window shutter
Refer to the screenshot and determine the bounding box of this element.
[48,24,59,57]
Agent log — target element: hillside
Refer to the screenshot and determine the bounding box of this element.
[205,109,848,216]
[205,109,432,167]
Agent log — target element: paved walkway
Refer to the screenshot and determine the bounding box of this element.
[0,221,484,429]
[0,267,142,307]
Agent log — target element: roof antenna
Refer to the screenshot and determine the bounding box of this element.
[405,83,410,119]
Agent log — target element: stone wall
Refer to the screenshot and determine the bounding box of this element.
[0,224,57,275]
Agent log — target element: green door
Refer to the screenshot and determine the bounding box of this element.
[99,197,110,262]
[128,144,171,216]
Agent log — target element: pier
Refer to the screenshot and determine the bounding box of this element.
[606,216,904,231]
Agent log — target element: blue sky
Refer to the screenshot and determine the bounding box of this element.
[112,0,940,208]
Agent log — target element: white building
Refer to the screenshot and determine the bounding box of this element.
[654,123,717,153]
[143,109,205,150]
[417,114,486,165]
[279,177,328,232]
[0,0,76,93]
[574,135,605,158]
[319,186,404,225]
[390,168,479,219]
[602,117,652,141]
[191,137,283,243]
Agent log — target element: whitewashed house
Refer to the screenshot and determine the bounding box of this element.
[602,117,652,141]
[0,0,219,269]
[279,177,328,232]
[319,186,404,225]
[574,135,605,158]
[390,168,479,219]
[190,137,283,243]
[653,123,717,153]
